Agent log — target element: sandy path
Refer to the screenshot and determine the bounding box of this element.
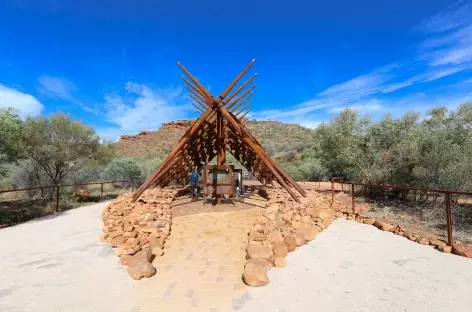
[239,219,472,312]
[0,202,138,312]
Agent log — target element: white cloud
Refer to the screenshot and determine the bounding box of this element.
[0,84,43,117]
[37,75,76,99]
[37,75,96,113]
[97,82,193,141]
[328,99,384,114]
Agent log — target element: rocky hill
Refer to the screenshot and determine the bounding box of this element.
[115,119,317,160]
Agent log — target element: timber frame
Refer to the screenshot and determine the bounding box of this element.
[131,59,306,203]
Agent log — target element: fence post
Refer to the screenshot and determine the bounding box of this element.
[341,182,344,192]
[351,183,355,213]
[100,183,104,202]
[55,185,60,213]
[331,180,334,206]
[445,191,453,246]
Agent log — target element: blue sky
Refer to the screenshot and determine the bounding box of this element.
[1,0,472,139]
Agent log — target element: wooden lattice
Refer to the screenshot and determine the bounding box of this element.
[131,60,306,203]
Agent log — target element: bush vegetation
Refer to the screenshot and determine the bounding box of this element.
[1,103,471,195]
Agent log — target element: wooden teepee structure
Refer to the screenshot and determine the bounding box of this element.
[131,59,306,203]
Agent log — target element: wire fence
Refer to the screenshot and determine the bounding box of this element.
[330,178,472,247]
[0,180,135,228]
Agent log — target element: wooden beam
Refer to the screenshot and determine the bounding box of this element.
[223,73,258,107]
[132,108,217,202]
[226,84,256,111]
[185,85,207,104]
[189,94,208,109]
[219,105,301,202]
[219,59,256,100]
[181,76,207,100]
[231,99,252,114]
[235,102,252,117]
[192,103,205,114]
[239,121,307,197]
[177,62,213,100]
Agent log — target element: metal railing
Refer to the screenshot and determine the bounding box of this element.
[0,180,134,212]
[330,178,472,247]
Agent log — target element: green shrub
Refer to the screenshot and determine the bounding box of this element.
[102,158,144,184]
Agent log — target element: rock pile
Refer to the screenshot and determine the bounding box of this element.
[100,188,177,280]
[242,188,344,287]
[73,189,91,202]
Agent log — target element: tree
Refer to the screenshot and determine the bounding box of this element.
[21,113,103,187]
[0,107,23,177]
[102,158,144,183]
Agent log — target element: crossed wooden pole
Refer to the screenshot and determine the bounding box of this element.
[131,59,307,203]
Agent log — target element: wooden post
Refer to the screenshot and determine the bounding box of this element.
[331,180,334,206]
[351,183,355,213]
[55,185,60,212]
[100,183,104,202]
[445,191,453,246]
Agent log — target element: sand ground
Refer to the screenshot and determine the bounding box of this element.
[1,201,472,312]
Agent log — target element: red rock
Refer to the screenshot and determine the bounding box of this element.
[249,231,265,242]
[127,260,156,280]
[416,237,430,245]
[274,257,287,268]
[430,239,447,249]
[266,203,280,215]
[452,245,472,258]
[250,258,273,270]
[116,244,140,256]
[151,246,164,257]
[298,223,322,241]
[295,233,306,246]
[380,223,394,231]
[306,207,320,218]
[266,230,284,244]
[363,218,375,225]
[256,215,270,225]
[373,220,383,228]
[107,230,123,241]
[123,224,135,232]
[402,231,416,241]
[247,242,273,260]
[120,255,133,266]
[284,235,297,252]
[124,231,138,238]
[272,242,288,258]
[242,260,269,287]
[439,245,452,253]
[110,235,126,247]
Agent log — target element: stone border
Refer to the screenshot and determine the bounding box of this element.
[100,188,188,280]
[338,211,472,259]
[241,188,342,287]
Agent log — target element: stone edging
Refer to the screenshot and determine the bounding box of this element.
[338,211,472,259]
[241,188,342,287]
[100,188,180,280]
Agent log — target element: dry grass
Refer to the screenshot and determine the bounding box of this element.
[0,183,130,228]
[347,193,472,246]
